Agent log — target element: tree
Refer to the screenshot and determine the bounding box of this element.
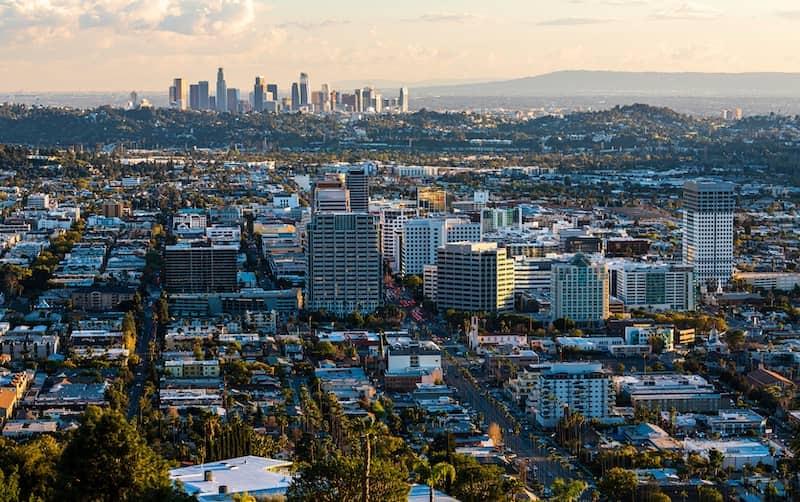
[553,317,575,333]
[57,406,179,502]
[487,422,503,448]
[598,468,637,502]
[0,468,20,502]
[285,455,409,502]
[549,478,587,502]
[415,459,456,502]
[723,329,746,351]
[697,486,723,502]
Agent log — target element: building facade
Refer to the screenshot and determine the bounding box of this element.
[682,180,735,287]
[551,254,609,326]
[435,242,514,313]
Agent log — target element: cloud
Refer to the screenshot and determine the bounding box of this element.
[775,10,800,20]
[403,12,479,23]
[0,0,258,41]
[277,19,351,30]
[537,17,615,26]
[651,2,720,20]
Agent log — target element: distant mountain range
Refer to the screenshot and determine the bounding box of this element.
[411,71,800,97]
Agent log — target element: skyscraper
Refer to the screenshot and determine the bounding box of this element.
[345,167,369,212]
[399,87,409,112]
[290,83,300,111]
[299,72,309,107]
[682,180,735,287]
[266,84,278,102]
[189,84,200,110]
[434,242,515,313]
[216,67,227,112]
[226,88,240,114]
[198,81,210,110]
[171,78,188,109]
[354,88,363,113]
[306,213,383,315]
[253,76,266,112]
[551,254,610,327]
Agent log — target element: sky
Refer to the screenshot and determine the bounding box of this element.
[1,0,800,92]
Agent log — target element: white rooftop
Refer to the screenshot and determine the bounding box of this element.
[170,456,293,501]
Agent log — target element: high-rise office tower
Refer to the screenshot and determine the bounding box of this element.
[253,76,266,112]
[189,84,200,110]
[216,67,227,112]
[551,254,610,327]
[354,88,363,113]
[198,81,210,110]
[266,84,278,102]
[129,91,139,108]
[226,88,240,114]
[416,186,447,216]
[682,180,735,287]
[299,72,309,106]
[373,92,383,113]
[362,86,374,111]
[169,85,176,105]
[306,213,383,315]
[345,167,369,212]
[608,261,695,311]
[291,83,300,111]
[434,242,515,313]
[401,218,481,276]
[399,87,409,112]
[165,241,238,293]
[313,174,350,212]
[171,78,188,109]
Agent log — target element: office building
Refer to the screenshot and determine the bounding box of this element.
[354,88,363,112]
[416,186,447,216]
[534,362,614,428]
[299,72,309,107]
[380,206,417,274]
[189,84,200,110]
[401,218,481,276]
[399,87,409,112]
[682,180,735,287]
[171,78,187,109]
[514,257,558,294]
[619,373,722,413]
[27,193,50,209]
[435,242,514,313]
[313,174,350,212]
[481,207,523,233]
[306,213,383,315]
[551,254,609,327]
[345,167,369,212]
[290,83,300,110]
[266,84,278,102]
[198,81,210,109]
[253,76,267,112]
[216,67,227,112]
[609,261,695,311]
[165,242,238,293]
[226,88,240,114]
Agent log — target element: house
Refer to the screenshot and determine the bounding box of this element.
[747,366,795,390]
[0,388,17,419]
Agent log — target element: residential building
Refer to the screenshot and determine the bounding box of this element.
[551,254,610,327]
[682,180,735,287]
[165,242,238,293]
[534,362,614,428]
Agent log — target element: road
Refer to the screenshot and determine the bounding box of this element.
[442,354,588,490]
[127,290,159,421]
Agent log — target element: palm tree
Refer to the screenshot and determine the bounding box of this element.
[415,459,456,502]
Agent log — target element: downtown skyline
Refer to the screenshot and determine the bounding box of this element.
[3,0,800,92]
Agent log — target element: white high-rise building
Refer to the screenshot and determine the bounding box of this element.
[216,67,227,112]
[533,362,614,428]
[401,218,481,276]
[682,181,735,287]
[551,254,609,327]
[435,242,515,313]
[609,261,695,311]
[380,206,417,274]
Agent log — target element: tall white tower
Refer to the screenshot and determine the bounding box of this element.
[682,180,735,288]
